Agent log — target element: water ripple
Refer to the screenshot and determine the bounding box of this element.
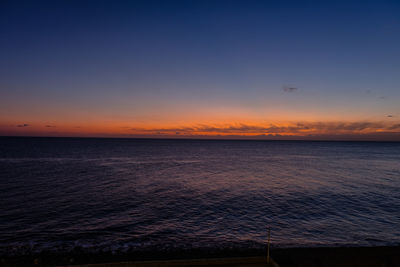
[1,138,400,255]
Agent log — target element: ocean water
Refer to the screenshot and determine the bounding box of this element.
[1,137,400,255]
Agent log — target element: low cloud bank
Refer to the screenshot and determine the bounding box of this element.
[129,121,400,141]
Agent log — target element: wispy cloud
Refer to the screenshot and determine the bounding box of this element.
[282,85,298,93]
[16,123,30,127]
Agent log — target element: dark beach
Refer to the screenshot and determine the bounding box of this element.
[2,246,400,266]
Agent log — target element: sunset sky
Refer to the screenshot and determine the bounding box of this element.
[1,0,400,140]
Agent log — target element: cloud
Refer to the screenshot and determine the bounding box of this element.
[387,115,394,118]
[388,124,400,130]
[130,121,400,136]
[282,85,298,92]
[16,123,30,127]
[45,125,56,128]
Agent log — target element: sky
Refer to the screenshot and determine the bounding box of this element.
[1,0,400,140]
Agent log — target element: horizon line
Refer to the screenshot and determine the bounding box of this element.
[2,134,400,142]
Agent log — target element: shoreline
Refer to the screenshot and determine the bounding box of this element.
[1,246,399,267]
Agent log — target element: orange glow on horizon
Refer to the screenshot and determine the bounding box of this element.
[1,118,400,140]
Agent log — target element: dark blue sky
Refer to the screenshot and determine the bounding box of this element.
[1,0,400,138]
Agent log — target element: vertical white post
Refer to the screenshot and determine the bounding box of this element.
[267,227,271,264]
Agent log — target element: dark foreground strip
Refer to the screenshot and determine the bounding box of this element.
[67,256,279,267]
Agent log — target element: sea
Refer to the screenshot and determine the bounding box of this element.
[1,137,399,256]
